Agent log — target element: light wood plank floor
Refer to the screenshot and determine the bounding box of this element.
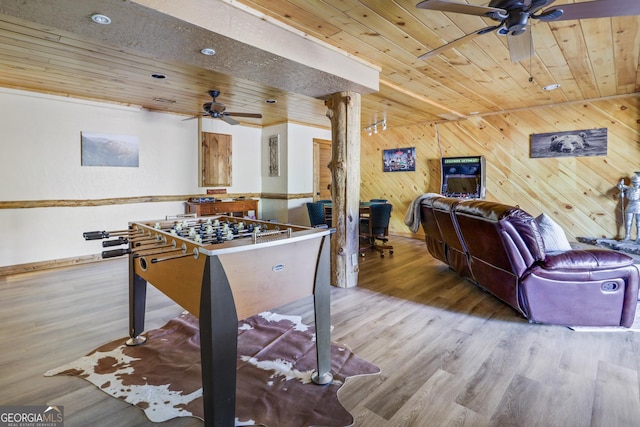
[2,237,640,426]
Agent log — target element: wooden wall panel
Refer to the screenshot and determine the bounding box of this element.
[360,95,640,243]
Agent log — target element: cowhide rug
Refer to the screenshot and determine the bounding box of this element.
[45,311,379,426]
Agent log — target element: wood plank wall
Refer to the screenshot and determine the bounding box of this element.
[360,95,640,242]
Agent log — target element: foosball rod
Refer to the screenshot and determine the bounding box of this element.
[102,237,167,248]
[133,246,182,256]
[83,229,145,240]
[151,252,195,263]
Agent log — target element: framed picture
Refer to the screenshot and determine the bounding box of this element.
[81,132,139,167]
[383,147,416,172]
[268,135,280,176]
[530,128,607,158]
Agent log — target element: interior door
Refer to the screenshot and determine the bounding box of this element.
[313,138,332,201]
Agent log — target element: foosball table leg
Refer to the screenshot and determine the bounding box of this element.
[127,254,148,346]
[312,235,334,385]
[199,255,238,427]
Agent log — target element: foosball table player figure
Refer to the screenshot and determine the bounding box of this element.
[83,215,334,427]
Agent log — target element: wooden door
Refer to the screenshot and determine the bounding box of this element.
[313,138,332,201]
[201,132,232,186]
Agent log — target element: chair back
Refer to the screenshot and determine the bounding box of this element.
[369,203,392,236]
[306,202,326,227]
[370,198,388,203]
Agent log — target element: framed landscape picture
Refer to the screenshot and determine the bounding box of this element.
[81,132,139,167]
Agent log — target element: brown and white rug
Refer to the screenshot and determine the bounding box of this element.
[45,311,379,426]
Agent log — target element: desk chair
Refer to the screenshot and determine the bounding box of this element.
[359,203,394,258]
[306,202,326,227]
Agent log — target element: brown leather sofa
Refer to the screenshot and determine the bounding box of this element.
[420,195,640,327]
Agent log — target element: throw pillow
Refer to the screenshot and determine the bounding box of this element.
[535,213,572,251]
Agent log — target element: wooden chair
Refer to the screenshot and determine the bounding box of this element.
[359,203,394,258]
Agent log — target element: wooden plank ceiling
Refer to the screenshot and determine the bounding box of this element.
[0,0,638,129]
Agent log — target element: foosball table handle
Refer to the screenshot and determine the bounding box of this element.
[83,231,108,240]
[101,248,132,258]
[102,237,129,247]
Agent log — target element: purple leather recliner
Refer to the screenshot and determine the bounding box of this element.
[421,197,639,327]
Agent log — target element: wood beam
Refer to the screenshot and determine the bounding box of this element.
[325,92,361,288]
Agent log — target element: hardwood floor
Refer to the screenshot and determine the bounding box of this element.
[2,237,640,426]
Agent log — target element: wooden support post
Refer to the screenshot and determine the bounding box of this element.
[325,91,361,288]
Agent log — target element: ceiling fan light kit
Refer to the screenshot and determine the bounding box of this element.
[183,90,263,125]
[416,0,640,63]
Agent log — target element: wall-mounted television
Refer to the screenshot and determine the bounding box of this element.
[441,156,486,199]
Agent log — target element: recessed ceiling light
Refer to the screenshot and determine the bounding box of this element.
[91,14,112,25]
[265,99,277,104]
[543,83,561,91]
[200,48,216,56]
[150,73,166,79]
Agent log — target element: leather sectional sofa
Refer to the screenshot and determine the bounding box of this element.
[419,195,640,327]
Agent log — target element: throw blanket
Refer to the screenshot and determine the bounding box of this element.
[45,311,380,426]
[404,193,441,233]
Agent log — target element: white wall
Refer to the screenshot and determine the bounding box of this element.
[0,88,262,267]
[259,123,331,225]
[0,88,332,267]
[0,88,331,267]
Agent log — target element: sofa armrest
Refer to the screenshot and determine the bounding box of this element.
[542,249,634,270]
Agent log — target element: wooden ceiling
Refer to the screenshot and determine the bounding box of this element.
[0,0,638,130]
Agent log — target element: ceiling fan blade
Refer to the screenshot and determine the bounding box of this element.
[527,0,556,13]
[416,0,507,19]
[219,115,239,125]
[507,26,534,63]
[418,25,499,60]
[226,112,263,118]
[546,0,640,21]
[182,113,206,121]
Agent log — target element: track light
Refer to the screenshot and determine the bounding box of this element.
[364,119,386,135]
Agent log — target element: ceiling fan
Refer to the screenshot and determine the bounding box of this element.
[184,90,262,125]
[416,0,640,62]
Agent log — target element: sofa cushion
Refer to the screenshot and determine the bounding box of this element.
[542,249,634,269]
[535,213,572,251]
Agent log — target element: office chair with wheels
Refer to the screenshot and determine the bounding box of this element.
[359,203,393,258]
[306,202,327,227]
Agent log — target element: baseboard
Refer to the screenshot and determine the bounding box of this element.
[0,254,106,276]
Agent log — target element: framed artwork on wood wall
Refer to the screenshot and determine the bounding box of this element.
[530,128,608,158]
[383,147,416,172]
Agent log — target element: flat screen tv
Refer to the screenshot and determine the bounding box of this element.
[441,156,486,199]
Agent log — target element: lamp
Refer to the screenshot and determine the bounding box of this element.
[364,119,386,135]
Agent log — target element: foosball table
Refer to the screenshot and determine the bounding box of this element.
[84,215,333,427]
